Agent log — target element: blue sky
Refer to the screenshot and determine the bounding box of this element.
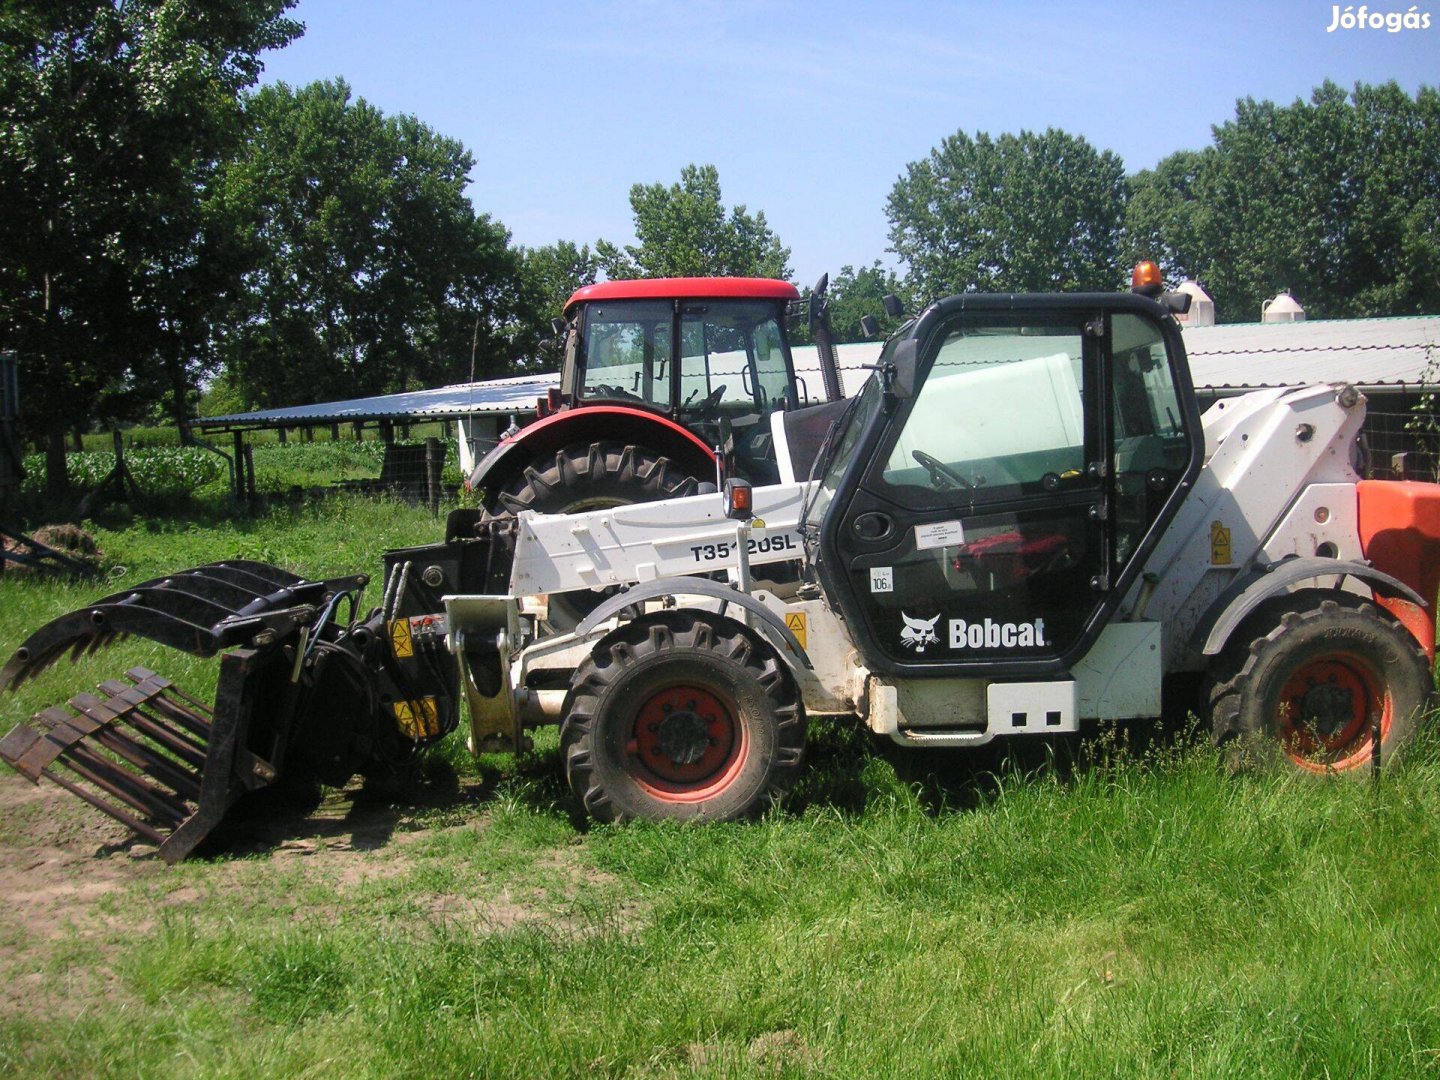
[259,0,1437,286]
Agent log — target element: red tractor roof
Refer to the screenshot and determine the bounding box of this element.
[564,277,799,313]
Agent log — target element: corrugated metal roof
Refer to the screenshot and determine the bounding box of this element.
[194,371,561,428]
[193,345,885,429]
[1183,315,1440,391]
[192,315,1440,430]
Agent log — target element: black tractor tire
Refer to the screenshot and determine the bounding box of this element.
[561,611,806,823]
[1205,597,1433,775]
[493,441,702,629]
[493,440,700,516]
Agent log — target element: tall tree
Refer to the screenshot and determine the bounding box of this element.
[522,240,599,321]
[596,164,791,280]
[1121,150,1208,282]
[887,128,1127,303]
[0,0,301,492]
[1125,81,1440,321]
[825,262,911,342]
[211,79,533,410]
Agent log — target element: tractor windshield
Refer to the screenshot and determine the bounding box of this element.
[579,300,673,408]
[678,301,793,420]
[578,299,795,419]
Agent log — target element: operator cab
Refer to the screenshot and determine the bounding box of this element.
[563,279,802,484]
[807,292,1204,677]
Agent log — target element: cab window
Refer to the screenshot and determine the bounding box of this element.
[581,301,672,408]
[881,325,1087,498]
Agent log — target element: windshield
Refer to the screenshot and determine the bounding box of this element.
[579,298,794,417]
[580,300,672,407]
[803,375,881,529]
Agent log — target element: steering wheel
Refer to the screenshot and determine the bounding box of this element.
[685,384,727,417]
[588,383,640,401]
[913,449,974,490]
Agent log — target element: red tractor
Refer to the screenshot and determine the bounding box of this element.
[469,277,843,520]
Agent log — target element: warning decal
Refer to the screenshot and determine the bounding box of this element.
[393,697,440,739]
[389,618,414,658]
[1210,521,1233,565]
[784,612,807,650]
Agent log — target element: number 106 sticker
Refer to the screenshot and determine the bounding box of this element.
[870,567,894,593]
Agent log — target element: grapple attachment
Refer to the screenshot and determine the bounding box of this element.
[0,537,508,860]
[0,663,276,862]
[0,558,463,860]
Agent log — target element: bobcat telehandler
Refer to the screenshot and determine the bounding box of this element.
[4,270,1438,858]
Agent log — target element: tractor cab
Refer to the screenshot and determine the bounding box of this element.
[806,291,1205,676]
[560,278,804,483]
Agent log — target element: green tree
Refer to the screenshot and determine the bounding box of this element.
[1122,150,1207,282]
[212,79,533,410]
[1125,81,1440,321]
[824,262,911,342]
[0,0,301,491]
[522,240,599,321]
[597,164,791,280]
[887,128,1127,303]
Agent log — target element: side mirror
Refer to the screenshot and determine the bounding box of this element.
[1160,292,1192,315]
[550,317,567,337]
[882,294,904,318]
[860,314,880,338]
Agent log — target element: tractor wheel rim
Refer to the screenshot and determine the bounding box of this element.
[1277,652,1389,771]
[627,684,746,801]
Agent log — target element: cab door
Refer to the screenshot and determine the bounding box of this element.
[816,294,1202,677]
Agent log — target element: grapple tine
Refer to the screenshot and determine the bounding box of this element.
[0,561,372,860]
[0,649,289,862]
[0,562,395,862]
[0,564,366,688]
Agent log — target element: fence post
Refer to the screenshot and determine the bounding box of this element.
[231,431,245,501]
[425,437,442,515]
[244,444,257,501]
[277,426,288,444]
[331,423,340,441]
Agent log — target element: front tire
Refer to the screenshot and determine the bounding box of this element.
[1207,598,1433,774]
[561,612,806,822]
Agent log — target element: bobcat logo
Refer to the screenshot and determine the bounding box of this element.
[900,612,941,653]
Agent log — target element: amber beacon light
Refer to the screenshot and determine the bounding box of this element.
[1131,260,1164,297]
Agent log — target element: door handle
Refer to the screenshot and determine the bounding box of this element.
[852,512,893,541]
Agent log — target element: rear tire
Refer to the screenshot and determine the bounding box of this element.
[1206,598,1433,774]
[493,441,701,628]
[494,440,700,516]
[561,612,806,822]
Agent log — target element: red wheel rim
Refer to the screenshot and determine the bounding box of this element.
[626,684,747,802]
[1276,652,1389,772]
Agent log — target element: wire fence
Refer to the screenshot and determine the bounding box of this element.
[1362,409,1440,482]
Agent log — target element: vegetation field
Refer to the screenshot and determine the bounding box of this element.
[1,492,1438,1078]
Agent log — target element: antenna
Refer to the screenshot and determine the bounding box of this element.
[464,313,480,481]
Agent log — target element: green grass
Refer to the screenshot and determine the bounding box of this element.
[1,489,1439,1077]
